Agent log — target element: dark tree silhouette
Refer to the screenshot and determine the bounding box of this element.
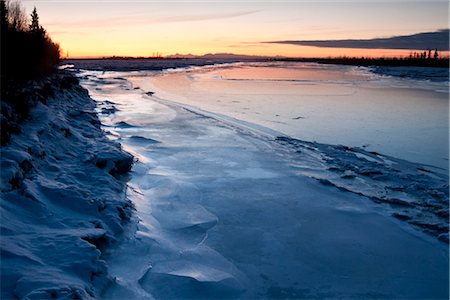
[1,0,60,82]
[434,49,439,59]
[0,0,7,31]
[6,0,26,31]
[29,7,41,33]
[1,0,61,144]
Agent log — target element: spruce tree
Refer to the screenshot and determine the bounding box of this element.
[434,49,439,60]
[29,7,41,34]
[0,0,7,31]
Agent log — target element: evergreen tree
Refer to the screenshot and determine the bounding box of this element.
[7,1,27,31]
[2,1,60,83]
[0,0,7,31]
[29,7,42,34]
[434,49,439,60]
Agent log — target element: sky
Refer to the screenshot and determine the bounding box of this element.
[21,0,449,58]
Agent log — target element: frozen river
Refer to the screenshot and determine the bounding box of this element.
[137,62,448,171]
[78,62,449,299]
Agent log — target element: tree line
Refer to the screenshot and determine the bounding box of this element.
[276,51,448,68]
[1,1,62,145]
[409,49,440,60]
[1,0,61,83]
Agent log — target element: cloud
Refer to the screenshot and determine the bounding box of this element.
[156,10,259,23]
[227,43,268,48]
[265,29,449,51]
[43,10,259,31]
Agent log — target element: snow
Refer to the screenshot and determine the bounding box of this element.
[78,67,448,299]
[134,62,449,171]
[65,58,242,72]
[1,62,447,299]
[370,65,449,82]
[0,75,133,299]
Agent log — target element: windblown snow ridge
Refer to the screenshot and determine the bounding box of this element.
[0,74,134,299]
[276,136,449,243]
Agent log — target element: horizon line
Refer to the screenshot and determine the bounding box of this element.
[63,52,450,60]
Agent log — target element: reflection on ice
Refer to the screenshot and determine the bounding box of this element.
[225,167,279,179]
[134,62,448,170]
[78,64,449,300]
[150,202,218,231]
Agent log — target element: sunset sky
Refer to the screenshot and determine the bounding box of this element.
[21,0,449,58]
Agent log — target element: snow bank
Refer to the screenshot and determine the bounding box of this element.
[79,72,448,299]
[370,65,449,82]
[276,137,449,242]
[0,74,133,299]
[65,58,241,72]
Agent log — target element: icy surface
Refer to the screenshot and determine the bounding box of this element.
[0,78,133,299]
[370,66,449,82]
[132,62,449,171]
[79,69,449,299]
[65,58,242,72]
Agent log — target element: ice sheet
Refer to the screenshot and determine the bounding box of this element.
[79,69,449,299]
[130,62,449,171]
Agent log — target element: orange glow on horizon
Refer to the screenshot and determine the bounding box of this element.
[50,29,449,59]
[22,1,449,60]
[52,31,448,59]
[62,46,449,60]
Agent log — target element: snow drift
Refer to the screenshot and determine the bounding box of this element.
[79,68,448,299]
[0,74,133,299]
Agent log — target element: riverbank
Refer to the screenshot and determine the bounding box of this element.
[0,73,133,299]
[130,61,448,171]
[80,70,448,299]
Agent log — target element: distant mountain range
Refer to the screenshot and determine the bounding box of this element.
[165,53,276,60]
[266,29,449,51]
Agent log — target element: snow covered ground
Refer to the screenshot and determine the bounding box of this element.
[78,64,449,299]
[370,65,449,82]
[138,62,449,171]
[1,75,133,299]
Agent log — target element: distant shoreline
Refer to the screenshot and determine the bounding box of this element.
[63,57,449,83]
[64,55,449,69]
[299,57,449,69]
